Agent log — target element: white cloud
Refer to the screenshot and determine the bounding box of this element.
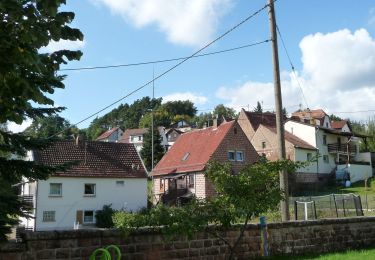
[216,29,375,121]
[94,0,233,46]
[40,39,85,53]
[7,119,32,133]
[163,92,208,105]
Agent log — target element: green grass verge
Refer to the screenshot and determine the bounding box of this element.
[269,248,375,259]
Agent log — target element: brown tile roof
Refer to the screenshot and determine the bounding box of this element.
[151,121,236,176]
[243,111,278,131]
[292,109,327,120]
[119,128,148,143]
[266,126,317,150]
[96,127,120,141]
[331,120,348,130]
[33,140,147,178]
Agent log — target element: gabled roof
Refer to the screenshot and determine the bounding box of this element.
[292,109,327,120]
[96,127,121,141]
[265,126,317,150]
[152,121,236,176]
[243,110,278,131]
[165,128,183,135]
[331,120,350,130]
[33,140,147,178]
[119,128,148,143]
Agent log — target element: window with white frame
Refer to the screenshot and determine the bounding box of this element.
[84,184,96,196]
[227,151,235,161]
[323,155,329,163]
[262,141,266,149]
[236,151,244,161]
[189,174,194,188]
[43,211,55,222]
[49,183,62,196]
[83,210,94,223]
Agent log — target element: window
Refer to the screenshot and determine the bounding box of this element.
[228,151,235,161]
[262,141,266,149]
[182,152,190,161]
[307,153,312,161]
[323,155,329,163]
[84,184,96,196]
[43,211,55,222]
[236,151,244,161]
[130,136,135,142]
[189,174,194,188]
[323,135,327,145]
[49,183,62,196]
[116,181,124,187]
[138,136,142,141]
[83,210,94,223]
[233,127,237,134]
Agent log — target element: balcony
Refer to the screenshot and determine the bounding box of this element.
[327,143,357,155]
[19,194,34,209]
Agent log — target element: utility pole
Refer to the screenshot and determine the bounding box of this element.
[151,67,155,171]
[268,0,289,221]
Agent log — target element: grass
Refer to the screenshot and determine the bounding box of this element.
[269,248,375,259]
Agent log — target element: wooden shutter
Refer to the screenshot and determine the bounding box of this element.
[76,210,83,224]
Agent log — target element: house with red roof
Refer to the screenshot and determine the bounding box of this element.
[151,120,259,205]
[19,139,148,231]
[96,127,123,142]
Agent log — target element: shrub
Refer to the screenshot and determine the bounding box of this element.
[95,204,115,228]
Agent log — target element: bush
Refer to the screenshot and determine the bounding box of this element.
[95,204,115,228]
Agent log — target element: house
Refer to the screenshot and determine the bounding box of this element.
[119,128,149,152]
[164,128,183,150]
[96,127,123,142]
[286,109,372,183]
[19,140,148,231]
[151,120,259,205]
[237,108,278,141]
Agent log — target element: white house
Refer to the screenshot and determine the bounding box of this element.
[19,140,148,231]
[96,127,123,142]
[285,113,372,183]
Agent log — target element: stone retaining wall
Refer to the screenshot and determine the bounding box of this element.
[1,217,375,259]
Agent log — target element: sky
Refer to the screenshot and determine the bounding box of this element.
[8,0,375,132]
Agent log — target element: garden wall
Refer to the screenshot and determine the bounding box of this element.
[1,217,375,260]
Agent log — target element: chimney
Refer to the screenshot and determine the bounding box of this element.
[213,118,218,128]
[75,135,81,146]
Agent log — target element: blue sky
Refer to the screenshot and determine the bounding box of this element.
[9,0,375,131]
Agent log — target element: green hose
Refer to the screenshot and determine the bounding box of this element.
[89,248,111,260]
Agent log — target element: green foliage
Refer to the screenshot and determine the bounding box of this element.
[351,117,375,152]
[95,204,115,228]
[86,97,162,140]
[253,101,263,113]
[23,115,80,139]
[140,126,165,171]
[329,114,343,121]
[114,159,305,259]
[194,104,237,128]
[0,0,82,240]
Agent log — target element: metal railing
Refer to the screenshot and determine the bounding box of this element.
[327,143,357,155]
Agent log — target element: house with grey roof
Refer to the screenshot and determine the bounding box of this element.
[19,139,148,231]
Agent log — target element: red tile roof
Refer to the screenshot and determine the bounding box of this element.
[33,140,147,178]
[292,109,327,120]
[243,111,278,131]
[331,120,348,130]
[152,121,236,176]
[96,127,121,141]
[119,128,148,143]
[266,126,317,150]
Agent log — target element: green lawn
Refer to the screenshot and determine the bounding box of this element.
[269,248,375,259]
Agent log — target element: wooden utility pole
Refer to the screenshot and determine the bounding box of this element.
[268,0,290,221]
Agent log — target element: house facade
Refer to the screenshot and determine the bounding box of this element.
[151,120,259,205]
[285,115,372,183]
[96,127,123,142]
[119,128,149,152]
[19,140,148,231]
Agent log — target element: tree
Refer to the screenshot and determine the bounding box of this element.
[351,117,375,152]
[23,115,79,139]
[0,0,83,240]
[329,114,343,121]
[140,126,165,171]
[113,159,305,259]
[213,104,237,119]
[253,101,263,113]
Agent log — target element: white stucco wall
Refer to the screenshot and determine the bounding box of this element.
[35,177,147,231]
[294,148,319,173]
[285,121,316,147]
[337,164,372,183]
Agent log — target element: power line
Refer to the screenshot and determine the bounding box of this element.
[330,109,375,114]
[60,40,270,72]
[49,2,271,138]
[276,24,309,110]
